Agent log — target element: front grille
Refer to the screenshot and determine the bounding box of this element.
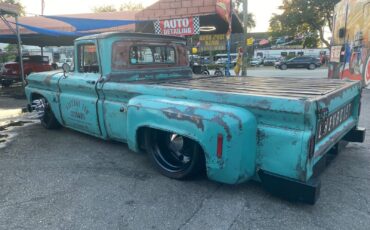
[316,102,353,141]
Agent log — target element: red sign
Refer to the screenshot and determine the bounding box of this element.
[216,0,231,24]
[154,17,199,36]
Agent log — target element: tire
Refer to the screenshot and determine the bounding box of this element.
[308,64,316,70]
[33,98,61,129]
[214,70,223,77]
[201,70,210,75]
[1,81,11,88]
[280,64,287,70]
[144,129,204,180]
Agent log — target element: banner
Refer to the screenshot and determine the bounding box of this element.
[216,0,231,25]
[154,17,200,36]
[199,34,226,51]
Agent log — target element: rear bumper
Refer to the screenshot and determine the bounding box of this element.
[259,127,365,205]
[259,170,321,205]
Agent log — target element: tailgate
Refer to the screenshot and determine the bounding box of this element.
[313,80,362,157]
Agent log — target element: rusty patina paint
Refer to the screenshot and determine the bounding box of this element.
[211,115,232,141]
[162,107,205,131]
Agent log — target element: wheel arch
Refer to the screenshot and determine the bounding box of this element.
[126,95,258,184]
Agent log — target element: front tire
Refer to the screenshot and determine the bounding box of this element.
[144,129,204,180]
[308,64,316,70]
[33,98,61,129]
[280,64,287,70]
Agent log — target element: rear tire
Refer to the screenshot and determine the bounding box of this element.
[214,70,224,77]
[1,82,11,88]
[144,129,204,180]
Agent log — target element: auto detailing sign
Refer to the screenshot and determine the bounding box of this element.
[154,17,200,36]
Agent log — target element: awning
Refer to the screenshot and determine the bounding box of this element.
[0,15,141,46]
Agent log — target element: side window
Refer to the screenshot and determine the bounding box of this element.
[78,44,99,73]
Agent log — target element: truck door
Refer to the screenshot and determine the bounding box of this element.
[58,42,102,136]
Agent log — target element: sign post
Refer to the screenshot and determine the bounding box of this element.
[242,0,248,76]
[216,0,232,76]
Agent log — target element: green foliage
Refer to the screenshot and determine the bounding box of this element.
[119,1,143,11]
[233,0,256,30]
[0,0,25,16]
[93,1,143,13]
[92,5,117,13]
[269,0,340,47]
[1,44,17,62]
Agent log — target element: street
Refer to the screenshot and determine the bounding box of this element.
[0,69,370,230]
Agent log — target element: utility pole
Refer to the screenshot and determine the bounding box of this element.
[41,0,45,15]
[241,0,248,76]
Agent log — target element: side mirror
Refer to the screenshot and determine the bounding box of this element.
[62,63,70,75]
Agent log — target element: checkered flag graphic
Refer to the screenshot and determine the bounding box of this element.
[154,20,161,34]
[193,16,200,34]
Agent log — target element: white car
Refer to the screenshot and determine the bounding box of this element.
[56,58,73,68]
[249,58,263,66]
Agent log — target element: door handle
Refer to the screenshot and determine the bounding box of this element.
[86,80,96,84]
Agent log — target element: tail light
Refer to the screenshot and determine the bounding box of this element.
[217,134,223,159]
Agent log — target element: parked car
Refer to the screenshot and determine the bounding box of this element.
[275,56,321,70]
[215,58,228,65]
[1,55,53,87]
[249,58,263,67]
[263,57,278,66]
[56,58,73,68]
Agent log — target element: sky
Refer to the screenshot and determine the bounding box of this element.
[19,0,283,32]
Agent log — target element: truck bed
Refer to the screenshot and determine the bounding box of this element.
[152,76,358,100]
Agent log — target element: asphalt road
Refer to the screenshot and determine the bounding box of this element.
[0,69,370,230]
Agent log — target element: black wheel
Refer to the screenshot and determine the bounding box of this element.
[201,70,210,75]
[214,70,224,77]
[144,129,204,180]
[32,98,61,129]
[308,64,316,70]
[1,81,11,88]
[280,64,288,70]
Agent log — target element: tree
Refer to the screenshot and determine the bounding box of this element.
[119,1,143,11]
[269,0,340,47]
[0,0,25,16]
[93,1,143,13]
[233,0,256,30]
[93,5,117,13]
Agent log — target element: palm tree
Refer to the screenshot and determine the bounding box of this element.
[245,13,256,30]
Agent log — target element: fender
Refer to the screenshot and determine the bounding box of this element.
[126,95,257,184]
[25,71,64,124]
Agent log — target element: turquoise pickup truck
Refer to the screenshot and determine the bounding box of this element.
[25,32,366,204]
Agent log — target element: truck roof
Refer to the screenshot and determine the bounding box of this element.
[76,32,187,42]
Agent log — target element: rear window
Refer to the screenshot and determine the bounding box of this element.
[112,41,179,70]
[129,46,175,65]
